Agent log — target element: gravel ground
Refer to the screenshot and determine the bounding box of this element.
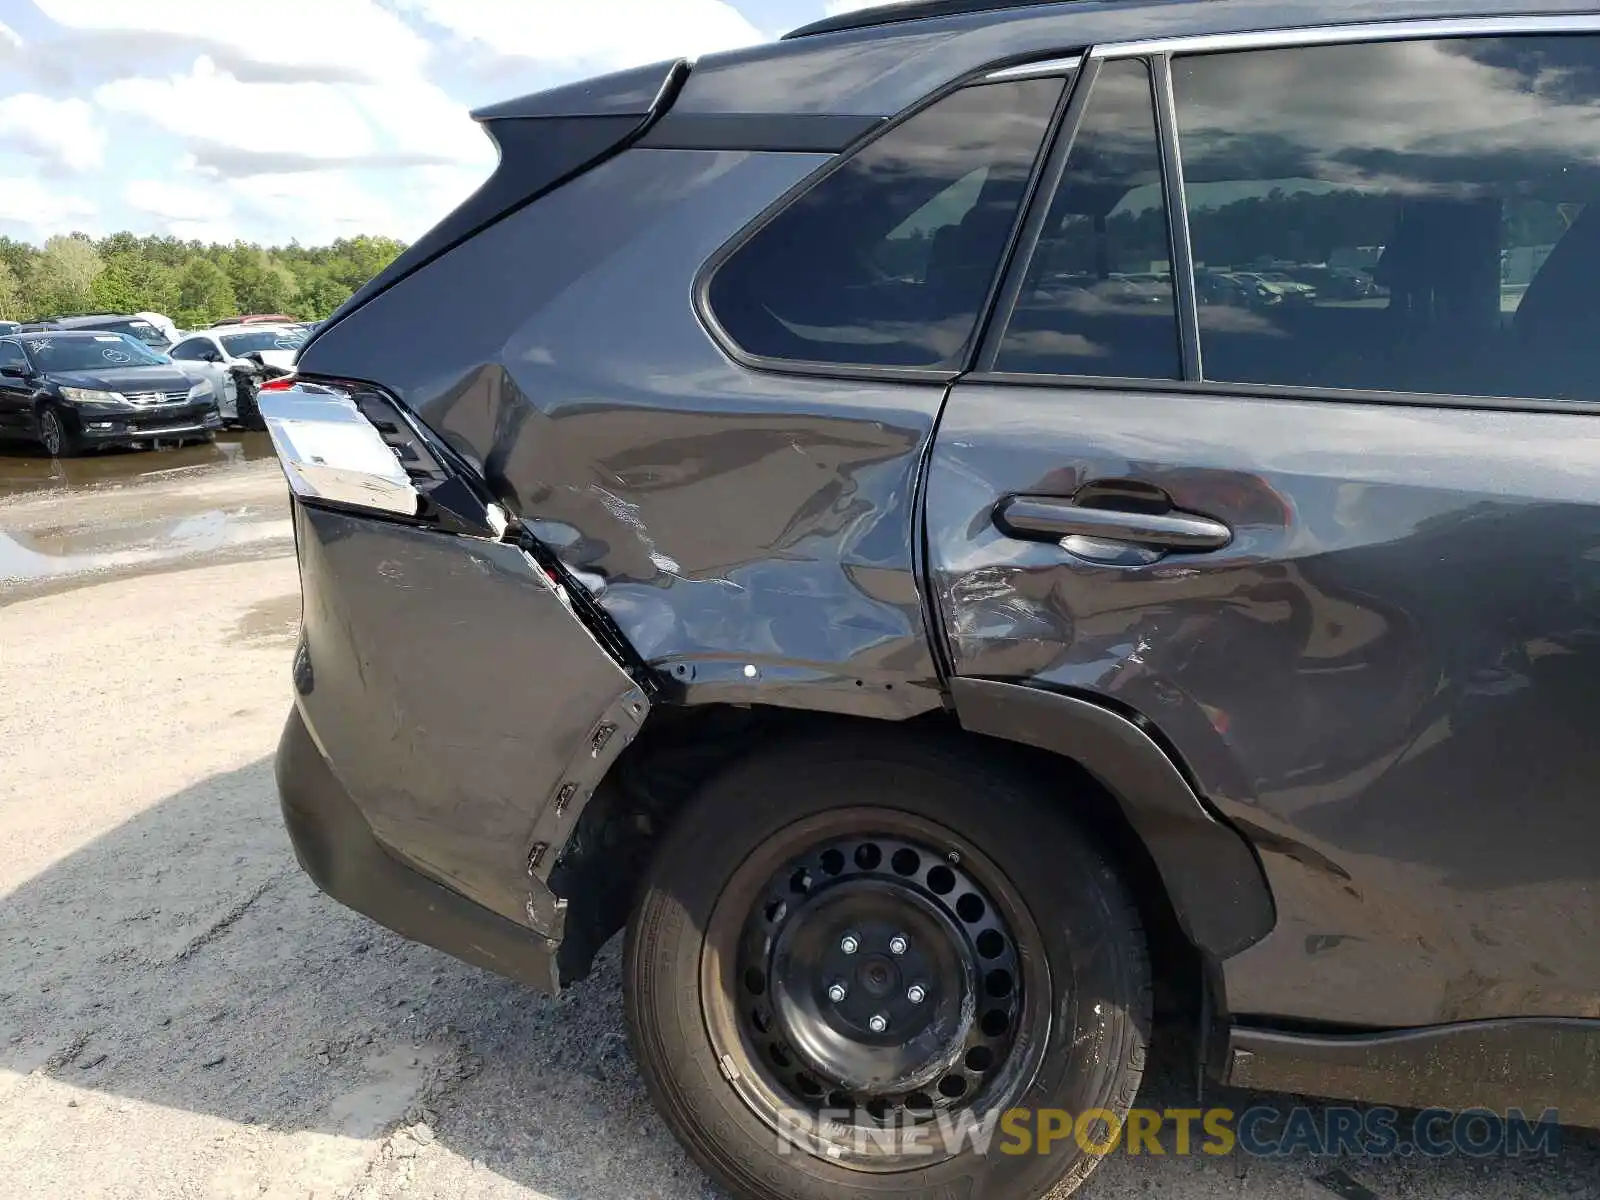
[1,448,1597,1199]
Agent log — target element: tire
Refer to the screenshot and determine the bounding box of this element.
[237,386,267,431]
[624,732,1150,1200]
[37,405,81,458]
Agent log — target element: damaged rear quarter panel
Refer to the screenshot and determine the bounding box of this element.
[293,503,647,934]
[299,147,947,717]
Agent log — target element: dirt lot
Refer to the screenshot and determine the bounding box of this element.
[1,440,1597,1199]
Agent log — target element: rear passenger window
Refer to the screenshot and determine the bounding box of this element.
[1174,36,1600,402]
[994,59,1181,379]
[707,77,1064,370]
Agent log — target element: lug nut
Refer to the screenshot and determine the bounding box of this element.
[827,982,848,1003]
[868,1014,888,1033]
[889,935,908,956]
[840,934,860,955]
[907,984,926,1005]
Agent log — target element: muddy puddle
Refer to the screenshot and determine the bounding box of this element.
[0,435,293,600]
[0,434,277,499]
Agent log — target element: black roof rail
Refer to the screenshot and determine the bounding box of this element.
[784,0,1087,40]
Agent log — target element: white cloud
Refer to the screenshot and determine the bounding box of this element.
[124,179,232,224]
[94,56,487,177]
[0,93,105,171]
[120,155,485,244]
[32,0,430,83]
[0,0,792,247]
[0,176,98,233]
[396,0,764,71]
[221,162,484,243]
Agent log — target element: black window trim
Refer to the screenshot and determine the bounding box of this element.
[973,15,1600,417]
[977,52,1197,380]
[1151,53,1201,382]
[697,13,1600,409]
[972,55,1102,373]
[692,55,1085,386]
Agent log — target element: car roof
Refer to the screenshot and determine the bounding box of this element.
[14,330,121,341]
[49,314,151,327]
[785,0,1582,39]
[674,0,1600,119]
[785,0,1091,40]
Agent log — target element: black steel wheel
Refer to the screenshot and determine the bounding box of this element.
[626,731,1150,1200]
[703,814,1043,1168]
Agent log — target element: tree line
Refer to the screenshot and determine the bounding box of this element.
[0,232,408,329]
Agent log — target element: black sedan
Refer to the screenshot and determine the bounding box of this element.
[0,331,221,457]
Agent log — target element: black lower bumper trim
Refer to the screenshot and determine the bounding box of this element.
[79,412,221,443]
[1227,1019,1600,1126]
[275,706,561,993]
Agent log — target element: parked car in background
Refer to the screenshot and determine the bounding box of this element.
[1231,270,1318,306]
[134,311,180,344]
[34,313,175,352]
[0,331,219,456]
[169,324,307,428]
[210,313,297,327]
[0,321,18,337]
[259,3,1600,1198]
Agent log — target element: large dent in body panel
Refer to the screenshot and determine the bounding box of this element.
[301,148,947,718]
[929,383,1600,1027]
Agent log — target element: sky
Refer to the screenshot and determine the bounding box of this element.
[0,0,886,247]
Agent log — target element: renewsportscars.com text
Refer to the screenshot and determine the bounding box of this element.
[776,1105,1563,1160]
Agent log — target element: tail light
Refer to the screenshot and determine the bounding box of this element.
[259,380,508,538]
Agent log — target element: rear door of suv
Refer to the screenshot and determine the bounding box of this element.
[928,27,1600,1032]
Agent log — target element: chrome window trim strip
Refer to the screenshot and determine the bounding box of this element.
[986,55,1082,80]
[1093,13,1600,59]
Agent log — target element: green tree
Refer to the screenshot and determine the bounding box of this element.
[174,257,237,327]
[289,268,353,321]
[28,235,105,316]
[226,245,298,314]
[126,259,181,314]
[88,258,143,313]
[0,260,21,320]
[8,229,406,323]
[325,235,406,291]
[0,237,37,288]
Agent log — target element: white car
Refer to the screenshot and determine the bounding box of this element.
[168,325,307,426]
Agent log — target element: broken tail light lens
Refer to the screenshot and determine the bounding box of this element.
[259,383,421,519]
[259,379,508,538]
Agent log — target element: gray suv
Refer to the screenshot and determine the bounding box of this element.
[261,2,1600,1195]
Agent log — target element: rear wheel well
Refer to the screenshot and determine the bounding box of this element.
[552,703,1210,1048]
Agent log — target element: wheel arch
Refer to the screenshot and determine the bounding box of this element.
[555,693,1273,1014]
[948,677,1276,963]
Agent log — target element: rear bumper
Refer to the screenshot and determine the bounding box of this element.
[275,703,563,993]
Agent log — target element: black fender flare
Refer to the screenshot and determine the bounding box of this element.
[950,677,1274,961]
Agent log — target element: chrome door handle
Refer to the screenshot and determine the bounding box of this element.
[995,495,1233,553]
